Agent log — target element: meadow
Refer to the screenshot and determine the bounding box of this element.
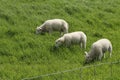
[0,0,120,80]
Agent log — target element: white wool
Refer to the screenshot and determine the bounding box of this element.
[36,19,69,35]
[85,39,112,63]
[55,31,87,49]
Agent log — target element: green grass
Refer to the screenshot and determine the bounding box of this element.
[0,0,120,80]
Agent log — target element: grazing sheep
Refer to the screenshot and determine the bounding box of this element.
[84,39,112,64]
[36,19,69,35]
[55,31,87,49]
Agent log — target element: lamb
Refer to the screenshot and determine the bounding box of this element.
[36,19,69,35]
[84,38,112,64]
[55,31,87,49]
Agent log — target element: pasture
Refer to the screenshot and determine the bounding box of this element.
[0,0,120,80]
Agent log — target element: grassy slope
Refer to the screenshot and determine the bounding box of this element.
[0,0,120,80]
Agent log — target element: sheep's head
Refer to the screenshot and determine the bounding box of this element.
[55,37,64,48]
[36,27,45,34]
[84,51,92,64]
[36,27,42,34]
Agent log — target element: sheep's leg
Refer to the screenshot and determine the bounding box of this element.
[81,40,86,49]
[60,29,65,36]
[63,29,68,34]
[60,32,63,36]
[80,43,82,48]
[99,52,103,61]
[66,43,70,47]
[83,41,86,49]
[103,53,106,58]
[48,29,52,34]
[48,31,51,34]
[65,41,71,47]
[109,46,112,58]
[110,52,112,58]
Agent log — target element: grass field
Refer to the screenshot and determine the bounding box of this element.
[0,0,120,80]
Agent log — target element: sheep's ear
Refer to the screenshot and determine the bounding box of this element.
[38,27,42,31]
[40,28,42,30]
[85,51,88,56]
[36,27,39,29]
[36,27,38,29]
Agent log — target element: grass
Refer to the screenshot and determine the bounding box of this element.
[0,0,120,80]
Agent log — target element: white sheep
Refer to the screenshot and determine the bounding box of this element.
[36,19,69,35]
[85,38,112,63]
[55,31,87,49]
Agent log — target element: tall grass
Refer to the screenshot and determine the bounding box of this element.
[0,0,120,79]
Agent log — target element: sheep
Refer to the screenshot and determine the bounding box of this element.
[36,19,69,35]
[84,38,112,64]
[55,31,87,49]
